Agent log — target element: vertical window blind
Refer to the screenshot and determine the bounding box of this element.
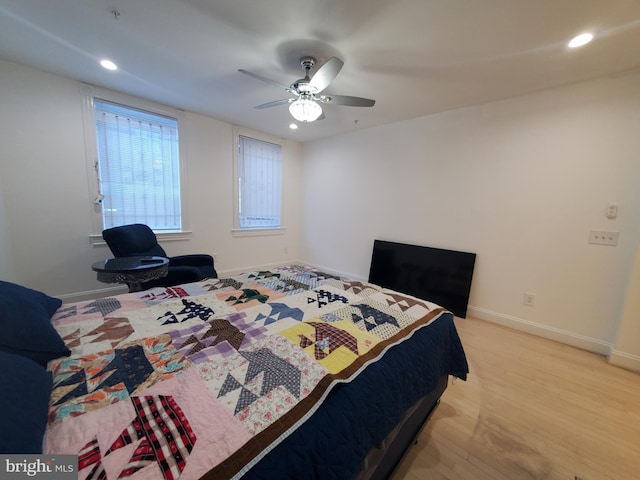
[238,135,282,229]
[94,99,182,232]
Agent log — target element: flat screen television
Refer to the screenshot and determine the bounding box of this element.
[368,239,476,318]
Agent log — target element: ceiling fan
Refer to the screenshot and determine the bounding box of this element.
[239,56,375,123]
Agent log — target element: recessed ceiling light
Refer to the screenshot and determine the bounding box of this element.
[289,123,298,130]
[100,59,118,70]
[568,33,594,48]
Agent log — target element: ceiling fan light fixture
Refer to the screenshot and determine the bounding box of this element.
[289,98,322,122]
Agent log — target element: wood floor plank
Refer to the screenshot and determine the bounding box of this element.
[393,317,640,480]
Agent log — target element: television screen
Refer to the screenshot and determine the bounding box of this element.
[368,240,476,318]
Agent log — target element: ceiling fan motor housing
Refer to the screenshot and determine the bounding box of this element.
[291,56,317,93]
[299,56,316,69]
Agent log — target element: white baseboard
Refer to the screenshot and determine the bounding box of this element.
[467,305,613,357]
[300,267,623,363]
[283,271,639,372]
[61,267,638,373]
[608,350,640,373]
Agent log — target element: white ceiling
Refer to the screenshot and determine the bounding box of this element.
[1,0,640,142]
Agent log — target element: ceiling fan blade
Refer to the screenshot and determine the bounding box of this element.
[325,95,375,107]
[254,98,293,109]
[309,57,344,93]
[238,69,292,92]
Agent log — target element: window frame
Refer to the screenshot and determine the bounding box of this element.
[232,126,286,237]
[82,85,190,243]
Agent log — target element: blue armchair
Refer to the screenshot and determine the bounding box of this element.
[102,224,217,289]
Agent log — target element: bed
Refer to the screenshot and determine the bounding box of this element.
[1,264,468,479]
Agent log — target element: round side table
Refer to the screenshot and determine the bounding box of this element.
[92,256,169,292]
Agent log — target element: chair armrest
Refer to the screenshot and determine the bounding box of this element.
[169,254,214,268]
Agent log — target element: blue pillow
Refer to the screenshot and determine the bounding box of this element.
[0,281,70,367]
[0,351,53,453]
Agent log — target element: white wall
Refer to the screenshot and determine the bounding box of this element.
[301,72,640,356]
[611,243,640,371]
[0,181,15,279]
[0,60,302,299]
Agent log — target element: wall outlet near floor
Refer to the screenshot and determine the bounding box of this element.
[523,292,536,307]
[589,230,619,246]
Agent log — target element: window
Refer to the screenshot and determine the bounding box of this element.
[236,135,282,230]
[94,99,182,232]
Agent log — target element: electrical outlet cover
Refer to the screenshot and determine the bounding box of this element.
[589,230,619,246]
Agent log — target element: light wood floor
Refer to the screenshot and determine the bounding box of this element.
[392,317,640,480]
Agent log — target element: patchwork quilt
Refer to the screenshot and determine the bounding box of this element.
[44,265,464,479]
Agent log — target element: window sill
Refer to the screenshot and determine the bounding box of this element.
[232,227,286,237]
